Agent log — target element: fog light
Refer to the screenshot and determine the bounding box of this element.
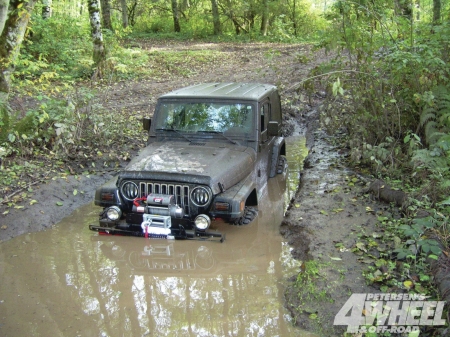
[106,206,122,221]
[194,214,211,231]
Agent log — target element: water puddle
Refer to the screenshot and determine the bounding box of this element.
[0,137,315,337]
[285,136,308,199]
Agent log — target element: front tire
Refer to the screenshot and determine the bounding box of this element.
[232,206,258,226]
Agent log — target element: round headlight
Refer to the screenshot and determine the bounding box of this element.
[195,214,211,231]
[191,186,211,207]
[106,206,122,221]
[121,181,138,200]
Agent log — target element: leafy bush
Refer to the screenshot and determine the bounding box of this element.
[18,15,93,80]
[317,1,450,198]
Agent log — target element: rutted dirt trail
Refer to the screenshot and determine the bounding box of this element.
[0,41,381,336]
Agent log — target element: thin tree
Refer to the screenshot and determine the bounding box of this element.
[87,0,106,79]
[171,0,181,32]
[260,0,269,36]
[120,0,128,28]
[100,0,113,30]
[433,0,441,24]
[211,0,221,35]
[42,0,52,19]
[0,0,8,34]
[0,0,38,98]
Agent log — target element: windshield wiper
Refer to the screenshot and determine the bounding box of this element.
[197,130,238,145]
[156,127,193,143]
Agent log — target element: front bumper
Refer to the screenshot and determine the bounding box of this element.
[89,223,225,242]
[91,209,225,242]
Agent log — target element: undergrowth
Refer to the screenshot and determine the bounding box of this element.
[306,2,450,334]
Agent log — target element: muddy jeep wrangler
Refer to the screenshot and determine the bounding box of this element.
[90,83,286,241]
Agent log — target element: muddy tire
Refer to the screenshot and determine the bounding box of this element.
[276,155,287,174]
[233,206,258,226]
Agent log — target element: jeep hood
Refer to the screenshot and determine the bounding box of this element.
[119,141,256,194]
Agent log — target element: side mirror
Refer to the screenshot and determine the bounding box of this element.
[268,121,279,137]
[142,118,152,131]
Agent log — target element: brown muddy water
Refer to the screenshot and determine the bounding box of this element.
[0,137,316,337]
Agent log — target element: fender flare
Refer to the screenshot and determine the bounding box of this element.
[269,137,286,178]
[210,174,257,219]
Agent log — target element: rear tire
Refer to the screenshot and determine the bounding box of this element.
[276,155,287,174]
[232,206,258,226]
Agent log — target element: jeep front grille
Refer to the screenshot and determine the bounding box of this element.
[139,182,190,215]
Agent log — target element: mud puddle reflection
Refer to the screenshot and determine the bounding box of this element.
[0,137,315,337]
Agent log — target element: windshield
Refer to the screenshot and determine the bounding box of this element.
[154,101,254,134]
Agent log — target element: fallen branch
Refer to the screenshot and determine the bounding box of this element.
[366,179,407,207]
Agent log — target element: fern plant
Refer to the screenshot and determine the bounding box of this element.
[420,86,450,146]
[410,85,450,202]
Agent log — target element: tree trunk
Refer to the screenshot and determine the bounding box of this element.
[120,0,128,28]
[433,0,441,24]
[211,0,221,35]
[171,0,180,33]
[87,0,106,79]
[42,0,52,19]
[0,0,8,35]
[260,0,269,36]
[0,0,38,96]
[100,0,112,30]
[292,0,297,36]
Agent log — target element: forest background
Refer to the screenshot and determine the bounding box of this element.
[1,0,450,331]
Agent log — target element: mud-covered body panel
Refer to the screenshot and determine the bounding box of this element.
[122,141,255,195]
[92,82,285,240]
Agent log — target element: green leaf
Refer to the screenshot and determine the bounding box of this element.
[56,201,63,206]
[329,256,342,261]
[440,197,450,205]
[403,280,414,289]
[73,189,78,196]
[356,242,367,252]
[430,246,442,255]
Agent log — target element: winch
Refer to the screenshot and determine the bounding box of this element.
[140,194,184,239]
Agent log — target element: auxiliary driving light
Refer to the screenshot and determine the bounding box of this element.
[194,214,211,231]
[106,206,122,221]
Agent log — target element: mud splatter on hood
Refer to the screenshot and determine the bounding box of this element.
[122,141,256,193]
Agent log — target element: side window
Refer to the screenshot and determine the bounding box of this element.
[260,101,271,142]
[260,102,270,131]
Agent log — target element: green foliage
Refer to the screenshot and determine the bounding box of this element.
[357,212,446,297]
[317,0,450,200]
[0,98,10,143]
[18,15,93,81]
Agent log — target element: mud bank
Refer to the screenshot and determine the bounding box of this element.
[0,172,116,242]
[281,111,383,336]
